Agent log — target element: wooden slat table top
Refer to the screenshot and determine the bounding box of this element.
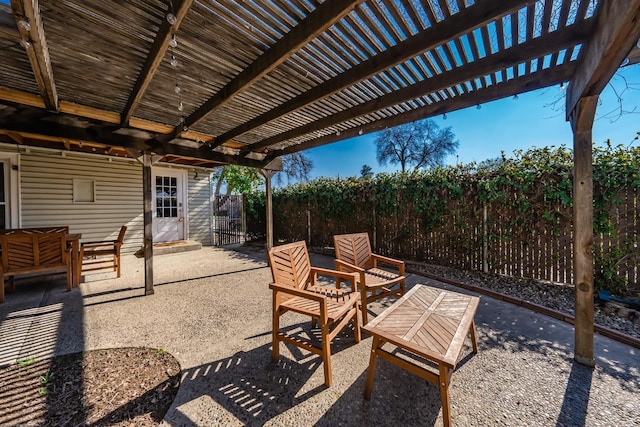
[363,285,479,368]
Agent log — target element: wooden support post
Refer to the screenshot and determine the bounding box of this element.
[372,206,377,253]
[306,209,311,246]
[259,169,278,251]
[483,203,489,273]
[142,152,154,295]
[570,96,598,366]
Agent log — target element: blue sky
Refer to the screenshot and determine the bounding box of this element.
[307,64,640,179]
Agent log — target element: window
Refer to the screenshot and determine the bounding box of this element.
[156,176,178,218]
[73,178,96,203]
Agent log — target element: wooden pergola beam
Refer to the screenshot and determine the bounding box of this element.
[0,107,270,168]
[121,0,193,126]
[0,87,219,144]
[215,0,532,147]
[253,21,592,151]
[10,0,58,111]
[566,0,640,120]
[170,0,364,139]
[274,63,575,156]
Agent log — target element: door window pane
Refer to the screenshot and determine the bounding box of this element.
[155,175,178,218]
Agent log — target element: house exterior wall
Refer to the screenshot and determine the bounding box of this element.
[0,145,213,253]
[187,171,213,246]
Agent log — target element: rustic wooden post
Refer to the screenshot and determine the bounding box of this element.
[259,158,282,252]
[569,96,598,366]
[483,203,488,273]
[306,209,311,245]
[563,0,640,366]
[372,206,377,253]
[126,148,161,296]
[263,170,276,251]
[142,152,154,295]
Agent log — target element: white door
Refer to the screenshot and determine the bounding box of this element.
[0,160,8,229]
[153,169,186,243]
[0,154,18,229]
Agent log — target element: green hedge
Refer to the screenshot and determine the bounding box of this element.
[247,144,640,295]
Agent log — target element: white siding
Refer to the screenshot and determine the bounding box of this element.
[1,147,214,252]
[187,172,212,246]
[19,151,144,253]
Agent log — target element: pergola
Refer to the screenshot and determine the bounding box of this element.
[1,0,639,365]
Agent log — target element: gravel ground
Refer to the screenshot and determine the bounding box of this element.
[407,262,640,340]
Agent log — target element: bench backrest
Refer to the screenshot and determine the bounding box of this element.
[334,232,373,270]
[268,241,311,290]
[0,228,68,273]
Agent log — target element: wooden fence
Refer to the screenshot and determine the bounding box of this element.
[247,187,639,289]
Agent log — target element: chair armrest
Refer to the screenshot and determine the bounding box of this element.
[81,241,117,249]
[269,282,327,303]
[371,254,404,267]
[310,266,358,292]
[334,259,365,273]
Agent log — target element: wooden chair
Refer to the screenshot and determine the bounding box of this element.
[268,241,361,387]
[80,226,127,278]
[333,232,406,325]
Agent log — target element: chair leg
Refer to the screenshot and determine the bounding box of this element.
[66,265,72,291]
[360,286,369,325]
[116,255,121,278]
[321,321,332,387]
[272,301,280,362]
[354,305,361,343]
[8,276,15,293]
[0,274,4,303]
[113,254,117,272]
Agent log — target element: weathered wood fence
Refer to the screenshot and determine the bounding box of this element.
[247,187,639,289]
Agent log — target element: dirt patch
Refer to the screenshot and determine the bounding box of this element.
[0,348,180,426]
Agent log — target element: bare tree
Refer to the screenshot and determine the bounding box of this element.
[276,152,313,185]
[375,119,459,172]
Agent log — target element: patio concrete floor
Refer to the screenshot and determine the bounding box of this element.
[0,245,638,426]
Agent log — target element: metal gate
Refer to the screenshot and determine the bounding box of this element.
[213,194,245,245]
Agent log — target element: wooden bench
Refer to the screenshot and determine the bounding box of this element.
[0,227,72,303]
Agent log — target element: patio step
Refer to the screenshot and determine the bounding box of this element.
[153,240,202,256]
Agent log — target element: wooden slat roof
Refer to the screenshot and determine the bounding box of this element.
[0,0,639,168]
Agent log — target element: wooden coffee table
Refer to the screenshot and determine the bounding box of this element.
[363,284,479,427]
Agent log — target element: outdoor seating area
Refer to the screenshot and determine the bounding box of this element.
[1,246,638,426]
[0,226,75,303]
[0,226,130,304]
